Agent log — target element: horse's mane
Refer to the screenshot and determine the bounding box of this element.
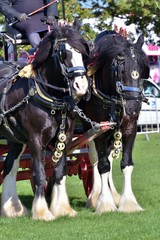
[88,34,149,78]
[60,26,88,54]
[95,34,131,58]
[32,25,88,70]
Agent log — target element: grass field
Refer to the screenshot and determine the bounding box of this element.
[0,133,160,240]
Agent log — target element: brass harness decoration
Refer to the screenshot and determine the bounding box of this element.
[52,111,67,163]
[111,130,122,159]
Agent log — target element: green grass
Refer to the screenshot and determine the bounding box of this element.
[0,133,160,240]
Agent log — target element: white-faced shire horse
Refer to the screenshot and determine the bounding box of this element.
[78,31,150,213]
[0,23,89,220]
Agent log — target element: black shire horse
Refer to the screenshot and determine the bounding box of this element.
[0,23,89,220]
[78,32,150,213]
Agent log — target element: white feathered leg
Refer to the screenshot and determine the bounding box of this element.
[118,166,143,212]
[95,172,117,214]
[50,176,77,217]
[1,145,28,217]
[108,153,121,206]
[32,194,55,221]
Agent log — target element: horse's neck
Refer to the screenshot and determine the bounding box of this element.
[95,70,117,96]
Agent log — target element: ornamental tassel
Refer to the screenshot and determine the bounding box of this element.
[18,64,36,78]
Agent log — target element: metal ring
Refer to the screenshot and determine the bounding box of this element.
[51,109,56,115]
[61,110,67,116]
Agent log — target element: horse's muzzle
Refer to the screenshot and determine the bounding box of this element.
[125,99,142,117]
[72,75,88,97]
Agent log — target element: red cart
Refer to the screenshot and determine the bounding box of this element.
[0,121,113,197]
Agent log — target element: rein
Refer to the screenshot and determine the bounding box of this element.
[36,70,70,93]
[34,67,87,97]
[91,75,121,105]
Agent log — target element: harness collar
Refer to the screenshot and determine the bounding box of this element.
[30,79,75,111]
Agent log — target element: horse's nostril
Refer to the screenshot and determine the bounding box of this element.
[75,82,79,89]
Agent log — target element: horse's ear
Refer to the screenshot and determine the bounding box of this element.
[73,18,81,32]
[32,31,58,69]
[135,34,144,49]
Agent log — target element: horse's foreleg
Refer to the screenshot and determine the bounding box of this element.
[95,170,117,214]
[86,141,101,208]
[118,126,143,212]
[50,176,77,217]
[31,145,54,221]
[1,143,28,217]
[50,156,77,217]
[32,193,55,221]
[118,165,143,212]
[108,153,121,206]
[89,140,117,213]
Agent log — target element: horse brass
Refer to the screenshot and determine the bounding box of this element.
[54,150,63,158]
[57,142,65,151]
[114,140,122,148]
[58,133,67,142]
[114,131,122,140]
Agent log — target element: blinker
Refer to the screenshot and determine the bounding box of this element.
[59,44,67,63]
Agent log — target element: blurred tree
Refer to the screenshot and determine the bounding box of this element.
[0,0,159,42]
[58,0,96,40]
[0,14,5,25]
[61,0,160,41]
[100,0,159,40]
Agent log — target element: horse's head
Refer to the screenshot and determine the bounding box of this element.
[54,38,88,100]
[32,24,89,102]
[113,34,150,117]
[88,33,150,118]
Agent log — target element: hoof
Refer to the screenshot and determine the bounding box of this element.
[32,196,55,221]
[32,210,55,221]
[118,197,143,213]
[1,201,28,218]
[85,193,99,209]
[95,202,117,214]
[111,192,121,207]
[50,205,77,218]
[67,208,77,217]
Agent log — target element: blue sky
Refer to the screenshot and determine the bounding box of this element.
[81,0,108,8]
